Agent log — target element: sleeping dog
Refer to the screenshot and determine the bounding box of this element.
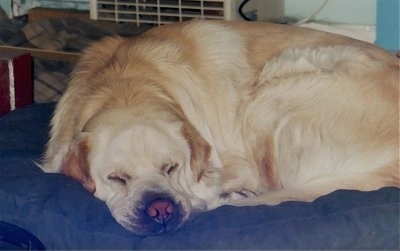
[41,20,399,236]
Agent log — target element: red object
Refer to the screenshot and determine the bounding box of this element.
[0,52,33,116]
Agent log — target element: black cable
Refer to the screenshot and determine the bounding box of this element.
[238,0,253,21]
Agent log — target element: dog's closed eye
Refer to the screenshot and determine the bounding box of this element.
[108,170,131,186]
[162,163,179,176]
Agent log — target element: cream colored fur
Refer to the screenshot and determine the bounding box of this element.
[41,20,399,236]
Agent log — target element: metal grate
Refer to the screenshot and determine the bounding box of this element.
[90,0,234,26]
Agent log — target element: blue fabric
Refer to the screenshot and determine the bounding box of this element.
[0,103,399,250]
[0,221,45,250]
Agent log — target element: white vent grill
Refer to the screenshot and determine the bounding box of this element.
[90,0,237,26]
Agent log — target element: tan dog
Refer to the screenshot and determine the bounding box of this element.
[41,20,399,236]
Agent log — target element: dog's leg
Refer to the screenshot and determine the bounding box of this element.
[228,162,399,207]
[219,152,259,192]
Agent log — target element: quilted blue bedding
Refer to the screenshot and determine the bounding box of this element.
[0,103,399,249]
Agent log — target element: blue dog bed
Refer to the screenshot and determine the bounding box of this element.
[0,103,399,249]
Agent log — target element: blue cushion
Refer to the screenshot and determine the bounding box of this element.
[0,104,399,249]
[0,221,45,250]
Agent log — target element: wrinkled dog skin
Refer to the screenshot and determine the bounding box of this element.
[41,20,399,236]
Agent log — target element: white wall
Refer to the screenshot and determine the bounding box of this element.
[283,0,377,25]
[240,0,285,21]
[240,0,376,25]
[0,1,12,17]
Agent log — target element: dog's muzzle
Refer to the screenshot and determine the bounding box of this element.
[128,191,186,236]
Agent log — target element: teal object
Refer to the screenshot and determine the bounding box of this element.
[375,0,400,51]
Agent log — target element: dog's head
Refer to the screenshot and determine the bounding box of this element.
[59,100,221,236]
[43,33,225,236]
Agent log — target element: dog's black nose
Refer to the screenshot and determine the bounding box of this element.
[146,198,175,223]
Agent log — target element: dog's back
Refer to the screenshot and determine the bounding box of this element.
[229,44,399,206]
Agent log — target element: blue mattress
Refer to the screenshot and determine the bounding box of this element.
[0,103,399,249]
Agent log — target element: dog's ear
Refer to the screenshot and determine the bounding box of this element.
[182,123,211,182]
[61,134,95,193]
